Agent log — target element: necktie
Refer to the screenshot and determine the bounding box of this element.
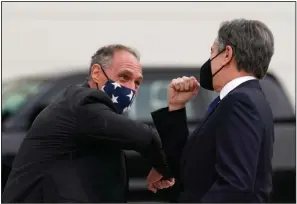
[207,96,221,114]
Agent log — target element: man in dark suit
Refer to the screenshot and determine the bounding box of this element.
[2,44,174,203]
[147,19,275,202]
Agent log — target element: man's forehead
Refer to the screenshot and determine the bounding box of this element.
[119,68,143,79]
[113,50,139,63]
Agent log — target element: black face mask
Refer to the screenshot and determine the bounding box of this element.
[200,49,226,91]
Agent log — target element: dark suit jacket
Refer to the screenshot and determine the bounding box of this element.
[151,80,274,203]
[2,82,171,203]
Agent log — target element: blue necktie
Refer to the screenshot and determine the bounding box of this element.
[207,96,221,114]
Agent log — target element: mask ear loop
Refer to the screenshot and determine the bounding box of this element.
[210,48,226,61]
[89,64,110,90]
[212,65,225,77]
[99,64,110,81]
[210,48,229,77]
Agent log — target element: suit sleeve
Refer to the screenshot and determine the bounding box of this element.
[151,107,189,201]
[151,107,189,178]
[201,95,264,203]
[77,103,171,178]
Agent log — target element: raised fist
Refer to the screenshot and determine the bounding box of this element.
[168,76,200,111]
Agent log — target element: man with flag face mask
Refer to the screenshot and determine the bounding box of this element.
[149,19,275,203]
[98,68,135,114]
[2,44,174,203]
[91,57,137,115]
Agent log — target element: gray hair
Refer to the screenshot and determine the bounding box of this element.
[89,44,140,75]
[216,19,274,79]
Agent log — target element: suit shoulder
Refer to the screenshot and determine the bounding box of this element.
[221,90,251,106]
[222,86,273,124]
[225,84,266,106]
[62,84,116,111]
[218,88,260,120]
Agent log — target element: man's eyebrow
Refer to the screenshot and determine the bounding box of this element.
[119,70,143,80]
[120,70,133,76]
[138,75,144,81]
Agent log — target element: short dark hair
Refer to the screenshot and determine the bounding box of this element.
[89,44,140,75]
[217,19,274,79]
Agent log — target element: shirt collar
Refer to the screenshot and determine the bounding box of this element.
[219,76,257,100]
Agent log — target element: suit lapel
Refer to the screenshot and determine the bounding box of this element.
[181,101,222,167]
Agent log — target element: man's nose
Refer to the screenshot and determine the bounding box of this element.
[129,83,137,92]
[121,81,137,92]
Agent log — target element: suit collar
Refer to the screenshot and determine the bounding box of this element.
[220,76,258,100]
[234,78,262,90]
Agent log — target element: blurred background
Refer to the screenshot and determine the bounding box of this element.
[1,1,296,203]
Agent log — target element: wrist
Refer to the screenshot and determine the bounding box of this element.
[168,104,185,111]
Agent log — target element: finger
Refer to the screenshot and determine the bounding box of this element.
[170,79,177,88]
[148,183,157,193]
[173,78,182,91]
[156,180,167,189]
[171,78,178,90]
[168,178,175,186]
[153,181,164,189]
[161,180,172,188]
[163,178,175,188]
[146,170,162,183]
[164,178,175,186]
[188,77,194,91]
[194,80,200,93]
[190,76,198,86]
[149,186,157,193]
[190,76,199,92]
[182,76,190,91]
[178,77,185,92]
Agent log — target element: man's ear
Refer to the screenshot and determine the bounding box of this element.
[90,64,102,81]
[223,45,233,66]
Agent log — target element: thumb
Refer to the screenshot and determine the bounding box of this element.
[148,183,157,193]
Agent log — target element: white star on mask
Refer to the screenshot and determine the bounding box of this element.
[111,95,119,103]
[126,90,134,101]
[112,82,121,89]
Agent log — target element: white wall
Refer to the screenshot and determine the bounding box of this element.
[2,2,295,106]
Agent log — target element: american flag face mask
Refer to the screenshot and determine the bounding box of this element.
[96,67,136,114]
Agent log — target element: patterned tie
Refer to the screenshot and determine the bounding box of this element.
[207,96,221,114]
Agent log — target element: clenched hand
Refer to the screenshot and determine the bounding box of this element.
[146,168,175,193]
[168,76,200,111]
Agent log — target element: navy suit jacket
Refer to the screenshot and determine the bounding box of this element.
[151,80,274,203]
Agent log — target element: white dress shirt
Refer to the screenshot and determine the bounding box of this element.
[219,76,257,100]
